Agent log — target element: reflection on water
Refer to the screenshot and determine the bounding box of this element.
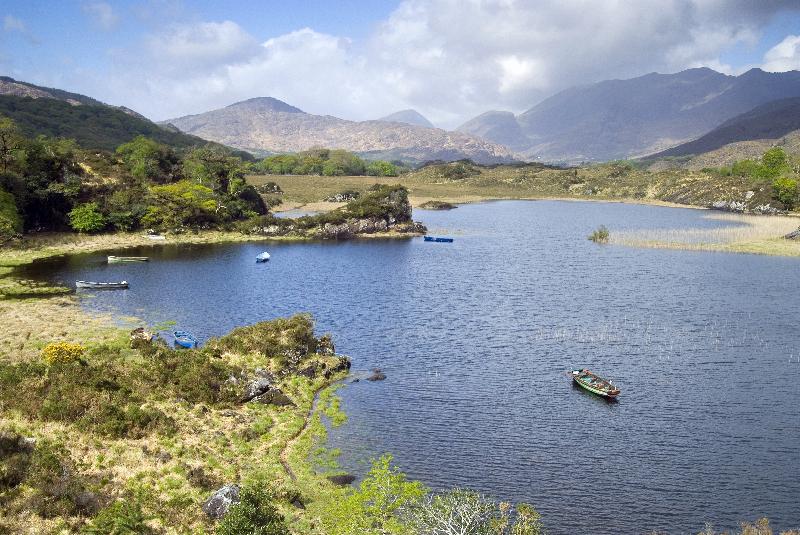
[19,201,800,535]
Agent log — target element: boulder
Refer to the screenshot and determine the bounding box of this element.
[240,377,272,403]
[253,388,295,407]
[784,227,800,240]
[203,484,240,519]
[366,368,387,381]
[129,327,154,349]
[324,356,352,379]
[326,474,356,486]
[297,363,321,378]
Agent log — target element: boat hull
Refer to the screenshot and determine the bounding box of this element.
[571,369,620,398]
[108,256,149,263]
[76,281,128,289]
[424,236,454,243]
[173,331,198,349]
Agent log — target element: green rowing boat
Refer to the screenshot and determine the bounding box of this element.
[571,369,620,398]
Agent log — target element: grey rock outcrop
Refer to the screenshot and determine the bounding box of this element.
[203,485,240,519]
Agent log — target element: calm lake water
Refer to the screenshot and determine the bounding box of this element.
[20,201,800,535]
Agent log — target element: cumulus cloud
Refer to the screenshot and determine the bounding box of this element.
[80,0,800,127]
[762,35,800,72]
[82,2,119,31]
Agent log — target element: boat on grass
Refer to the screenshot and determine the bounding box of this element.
[256,252,271,263]
[76,280,128,290]
[108,256,149,263]
[173,331,198,349]
[571,369,620,398]
[424,236,454,243]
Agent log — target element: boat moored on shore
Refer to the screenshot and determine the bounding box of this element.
[173,331,198,349]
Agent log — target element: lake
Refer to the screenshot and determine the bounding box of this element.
[19,201,800,534]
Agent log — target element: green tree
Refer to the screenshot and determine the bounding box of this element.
[183,146,244,195]
[261,154,300,174]
[322,150,366,176]
[322,454,427,535]
[216,486,288,535]
[0,116,23,172]
[773,177,798,210]
[762,147,787,173]
[142,180,218,230]
[116,136,179,184]
[68,202,106,233]
[366,160,399,177]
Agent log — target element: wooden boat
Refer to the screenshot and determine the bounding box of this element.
[76,280,129,289]
[146,234,166,241]
[173,331,198,349]
[571,369,620,398]
[424,236,454,243]
[108,256,149,263]
[256,252,271,263]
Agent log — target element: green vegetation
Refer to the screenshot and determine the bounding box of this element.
[0,94,219,152]
[588,225,610,243]
[419,200,456,210]
[772,177,798,210]
[68,202,107,233]
[216,485,289,535]
[0,115,267,237]
[82,498,154,534]
[252,148,404,177]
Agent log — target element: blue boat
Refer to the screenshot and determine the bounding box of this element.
[424,236,454,243]
[173,330,198,349]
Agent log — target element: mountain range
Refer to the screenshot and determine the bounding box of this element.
[164,98,513,164]
[458,67,800,163]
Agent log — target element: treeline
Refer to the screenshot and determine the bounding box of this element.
[249,148,407,177]
[704,147,800,209]
[0,116,267,241]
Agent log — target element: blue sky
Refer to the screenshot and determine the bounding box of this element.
[2,1,800,127]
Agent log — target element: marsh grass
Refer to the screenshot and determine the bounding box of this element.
[612,213,800,255]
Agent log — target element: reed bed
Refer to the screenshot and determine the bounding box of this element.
[612,213,800,255]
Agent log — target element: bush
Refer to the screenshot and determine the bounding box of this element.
[366,160,398,177]
[82,499,154,534]
[773,177,798,209]
[216,486,288,535]
[142,180,218,230]
[588,225,609,243]
[23,441,96,518]
[41,342,85,366]
[68,202,107,233]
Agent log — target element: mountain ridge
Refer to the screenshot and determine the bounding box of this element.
[165,98,514,164]
[458,67,800,163]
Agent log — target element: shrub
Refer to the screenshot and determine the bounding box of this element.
[41,342,85,366]
[366,160,399,177]
[216,486,288,535]
[142,180,218,230]
[24,441,96,518]
[773,177,798,210]
[588,225,610,243]
[68,202,106,233]
[82,499,154,534]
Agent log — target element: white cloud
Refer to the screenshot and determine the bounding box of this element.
[762,34,800,72]
[70,1,800,127]
[3,15,26,33]
[82,2,119,31]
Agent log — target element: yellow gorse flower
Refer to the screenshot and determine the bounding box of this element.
[41,342,86,366]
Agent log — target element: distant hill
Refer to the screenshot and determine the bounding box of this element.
[0,77,241,153]
[165,98,514,164]
[650,97,800,158]
[378,109,434,128]
[458,67,800,163]
[457,111,529,150]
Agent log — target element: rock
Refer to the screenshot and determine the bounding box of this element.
[366,368,387,381]
[129,327,154,349]
[297,363,320,378]
[324,191,360,202]
[324,356,352,379]
[752,204,780,215]
[326,474,356,486]
[318,334,335,355]
[155,450,172,463]
[291,497,306,509]
[253,388,295,407]
[784,227,800,240]
[241,377,272,402]
[203,485,240,519]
